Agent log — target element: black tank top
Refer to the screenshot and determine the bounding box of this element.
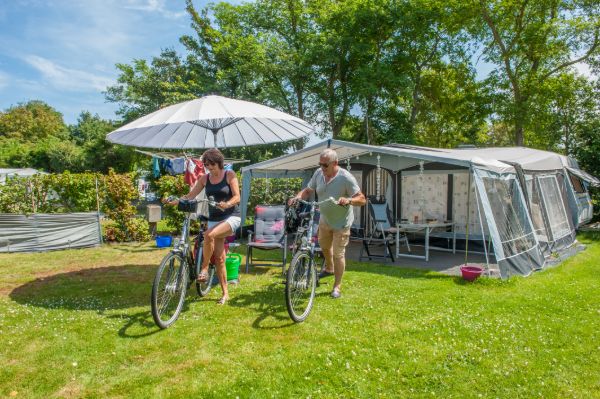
[205,171,240,221]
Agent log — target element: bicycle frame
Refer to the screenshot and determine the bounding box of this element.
[171,198,216,284]
[294,197,338,257]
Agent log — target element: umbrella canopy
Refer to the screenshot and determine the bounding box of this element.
[106,95,314,149]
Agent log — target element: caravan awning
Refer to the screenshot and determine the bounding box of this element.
[241,139,588,175]
[566,166,600,187]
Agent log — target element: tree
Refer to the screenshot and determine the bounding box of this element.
[69,111,141,173]
[105,48,205,123]
[472,0,600,146]
[0,101,67,142]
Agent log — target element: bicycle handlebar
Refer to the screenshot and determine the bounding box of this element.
[167,196,218,208]
[295,197,346,207]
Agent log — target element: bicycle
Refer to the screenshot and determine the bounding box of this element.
[285,197,341,323]
[150,198,218,329]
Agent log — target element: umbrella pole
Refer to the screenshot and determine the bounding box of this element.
[212,130,219,148]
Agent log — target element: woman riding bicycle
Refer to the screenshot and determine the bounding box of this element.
[167,148,241,305]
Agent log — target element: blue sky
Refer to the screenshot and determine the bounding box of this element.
[0,0,204,124]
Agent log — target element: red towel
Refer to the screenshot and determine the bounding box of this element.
[184,158,205,187]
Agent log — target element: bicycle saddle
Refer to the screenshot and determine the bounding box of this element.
[299,212,311,219]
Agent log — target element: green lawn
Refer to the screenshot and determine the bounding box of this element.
[1,234,599,398]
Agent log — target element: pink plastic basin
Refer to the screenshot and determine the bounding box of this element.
[460,265,484,281]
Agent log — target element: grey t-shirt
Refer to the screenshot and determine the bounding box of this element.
[307,168,360,230]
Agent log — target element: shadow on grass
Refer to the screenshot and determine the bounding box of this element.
[108,245,167,254]
[9,263,177,336]
[106,310,163,339]
[228,282,297,330]
[9,264,156,311]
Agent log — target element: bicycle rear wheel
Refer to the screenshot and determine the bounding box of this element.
[151,252,189,329]
[195,247,215,297]
[285,250,317,323]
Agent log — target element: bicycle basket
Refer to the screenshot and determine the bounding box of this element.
[285,201,309,233]
[178,199,198,213]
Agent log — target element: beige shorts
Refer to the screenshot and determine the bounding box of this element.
[318,222,351,258]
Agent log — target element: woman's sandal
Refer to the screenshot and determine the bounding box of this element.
[217,297,229,305]
[197,270,208,283]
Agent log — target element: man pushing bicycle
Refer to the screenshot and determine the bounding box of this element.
[290,149,366,299]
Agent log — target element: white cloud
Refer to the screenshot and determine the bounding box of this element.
[122,0,187,19]
[23,55,114,92]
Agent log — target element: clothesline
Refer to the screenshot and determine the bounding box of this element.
[134,149,250,164]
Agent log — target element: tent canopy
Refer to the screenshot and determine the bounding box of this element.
[241,139,587,175]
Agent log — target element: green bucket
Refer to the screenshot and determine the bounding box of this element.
[225,253,241,281]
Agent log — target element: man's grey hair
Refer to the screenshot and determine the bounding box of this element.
[320,148,338,162]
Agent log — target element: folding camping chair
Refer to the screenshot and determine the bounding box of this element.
[245,205,288,275]
[360,196,410,262]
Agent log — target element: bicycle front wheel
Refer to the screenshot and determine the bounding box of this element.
[151,252,189,329]
[195,247,215,297]
[285,250,317,323]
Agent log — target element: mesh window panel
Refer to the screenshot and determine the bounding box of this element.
[537,175,572,242]
[526,177,550,243]
[576,193,593,224]
[481,177,537,261]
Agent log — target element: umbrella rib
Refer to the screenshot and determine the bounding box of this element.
[253,118,285,142]
[163,122,190,150]
[269,118,303,138]
[216,96,235,118]
[180,123,197,149]
[232,121,248,146]
[155,124,179,150]
[244,119,267,144]
[278,119,312,137]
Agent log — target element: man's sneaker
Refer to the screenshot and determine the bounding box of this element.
[318,270,334,279]
[331,288,341,299]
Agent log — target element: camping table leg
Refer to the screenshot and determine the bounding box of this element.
[395,223,400,258]
[453,224,456,254]
[425,226,430,261]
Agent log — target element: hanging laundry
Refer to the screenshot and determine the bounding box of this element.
[159,158,170,174]
[171,157,186,174]
[152,156,161,178]
[184,158,205,187]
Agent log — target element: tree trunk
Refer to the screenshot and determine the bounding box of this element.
[409,72,421,135]
[364,97,373,144]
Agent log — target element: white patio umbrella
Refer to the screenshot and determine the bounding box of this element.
[106,95,314,149]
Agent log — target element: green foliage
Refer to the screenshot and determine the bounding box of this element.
[0,102,142,174]
[0,100,67,142]
[153,174,189,230]
[0,172,102,214]
[0,170,154,242]
[246,177,302,214]
[0,176,31,214]
[0,137,34,168]
[472,0,600,146]
[103,169,150,242]
[68,111,142,173]
[49,172,103,212]
[31,136,86,173]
